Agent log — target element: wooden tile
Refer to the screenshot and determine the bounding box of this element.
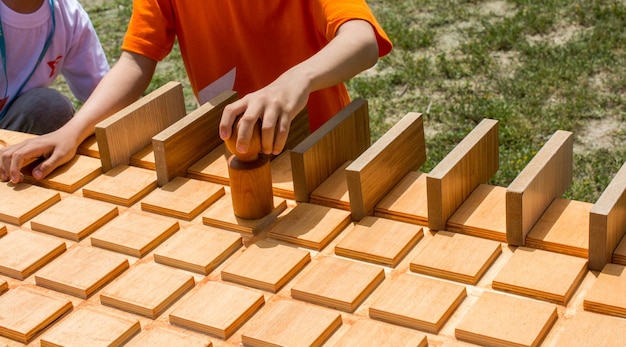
[154,225,242,275]
[0,286,72,343]
[82,164,157,207]
[141,176,224,220]
[77,133,99,158]
[169,281,265,339]
[446,184,507,242]
[291,256,385,312]
[186,143,230,185]
[614,235,626,265]
[0,223,6,237]
[584,263,626,318]
[125,326,211,347]
[22,154,101,193]
[492,247,587,305]
[202,194,287,235]
[221,240,310,293]
[30,195,119,241]
[526,198,591,258]
[0,280,6,294]
[0,229,66,280]
[0,128,36,146]
[375,171,429,226]
[40,306,140,347]
[34,245,129,299]
[129,144,156,170]
[368,273,466,334]
[100,262,195,319]
[0,182,60,225]
[335,216,423,267]
[241,299,342,347]
[410,230,502,284]
[309,161,351,210]
[267,202,352,251]
[329,319,427,347]
[90,210,179,258]
[455,291,557,347]
[553,311,626,346]
[271,150,295,199]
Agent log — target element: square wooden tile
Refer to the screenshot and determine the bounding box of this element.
[0,280,6,294]
[375,171,429,226]
[329,319,427,347]
[40,307,140,347]
[291,256,385,312]
[100,262,195,319]
[22,154,101,193]
[368,273,466,334]
[30,196,119,241]
[187,143,230,185]
[221,240,310,293]
[90,210,179,258]
[141,176,224,220]
[0,286,72,343]
[271,150,295,199]
[77,133,99,158]
[552,311,626,346]
[446,184,507,242]
[129,143,156,170]
[492,247,588,305]
[614,235,626,265]
[410,230,502,284]
[82,165,157,207]
[203,194,287,235]
[267,202,351,251]
[0,229,66,280]
[584,263,626,318]
[309,161,351,210]
[34,245,129,299]
[0,182,60,225]
[154,225,242,275]
[335,216,423,267]
[169,281,265,339]
[0,223,6,237]
[125,326,211,347]
[241,299,341,347]
[455,291,558,347]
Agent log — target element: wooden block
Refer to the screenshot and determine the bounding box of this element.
[187,143,230,185]
[202,194,287,235]
[335,216,423,267]
[584,263,626,318]
[90,209,179,258]
[125,327,211,347]
[614,235,626,265]
[267,202,352,251]
[34,245,129,299]
[241,299,342,347]
[95,81,187,172]
[427,118,499,231]
[455,291,557,347]
[22,154,102,193]
[0,223,6,237]
[309,161,351,210]
[30,195,119,241]
[0,229,66,280]
[553,311,626,346]
[346,112,425,221]
[0,182,60,225]
[77,133,99,158]
[40,307,140,347]
[221,240,310,293]
[374,171,429,226]
[526,198,591,258]
[589,161,626,270]
[0,286,72,343]
[100,262,195,319]
[506,130,573,246]
[446,184,507,242]
[153,90,238,186]
[329,319,427,347]
[291,256,385,312]
[369,273,466,334]
[169,281,265,339]
[271,150,295,199]
[154,225,242,275]
[0,280,6,294]
[141,176,224,221]
[129,143,156,170]
[492,247,587,305]
[82,164,157,207]
[291,99,370,202]
[410,230,502,285]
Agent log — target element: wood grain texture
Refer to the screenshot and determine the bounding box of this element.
[309,161,351,210]
[77,134,99,158]
[202,193,287,235]
[22,154,102,193]
[553,310,626,346]
[124,327,211,347]
[506,130,573,246]
[614,236,626,266]
[0,182,61,225]
[187,143,230,185]
[329,319,427,347]
[0,230,66,280]
[271,150,295,199]
[374,171,429,226]
[82,164,158,207]
[427,118,499,231]
[583,263,626,318]
[129,144,156,170]
[446,184,508,242]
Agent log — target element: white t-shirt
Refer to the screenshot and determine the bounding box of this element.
[0,0,109,111]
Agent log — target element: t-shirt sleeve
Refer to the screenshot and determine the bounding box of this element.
[121,0,176,62]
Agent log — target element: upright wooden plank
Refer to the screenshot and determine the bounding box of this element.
[95,82,186,172]
[346,112,425,221]
[426,119,499,231]
[506,130,573,246]
[588,161,626,271]
[291,99,370,202]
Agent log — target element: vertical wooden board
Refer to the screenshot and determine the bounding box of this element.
[283,108,311,151]
[427,119,499,231]
[329,319,427,347]
[506,130,573,246]
[552,311,626,347]
[0,229,66,280]
[446,184,507,242]
[346,112,425,221]
[202,193,287,235]
[291,99,370,202]
[95,81,187,172]
[375,171,429,226]
[187,143,230,185]
[583,263,626,318]
[125,327,212,347]
[22,154,102,193]
[82,164,158,207]
[0,183,61,225]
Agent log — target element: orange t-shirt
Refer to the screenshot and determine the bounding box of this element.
[122,0,392,131]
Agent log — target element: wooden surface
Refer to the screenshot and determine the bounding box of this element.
[309,160,351,210]
[583,263,626,318]
[202,193,287,235]
[0,182,60,225]
[129,143,156,170]
[374,171,429,226]
[82,164,157,207]
[447,184,508,242]
[0,230,66,280]
[228,154,274,220]
[77,133,99,158]
[329,319,427,347]
[270,150,295,199]
[614,236,626,265]
[22,154,102,193]
[124,327,211,347]
[552,310,626,346]
[187,143,230,185]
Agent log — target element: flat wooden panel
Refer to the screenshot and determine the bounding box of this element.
[447,184,507,242]
[614,235,626,265]
[95,81,187,172]
[375,171,429,226]
[271,150,295,199]
[0,223,5,237]
[187,143,230,185]
[309,161,351,210]
[584,263,626,318]
[0,230,66,280]
[125,327,211,347]
[0,129,37,146]
[291,99,370,202]
[82,164,157,207]
[506,130,573,246]
[153,90,238,186]
[77,133,99,158]
[128,143,156,170]
[0,280,6,295]
[202,193,287,235]
[346,112,425,221]
[22,154,102,193]
[427,119,499,231]
[0,182,60,225]
[329,319,427,347]
[553,311,626,346]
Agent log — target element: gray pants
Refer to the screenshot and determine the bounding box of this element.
[0,88,75,135]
